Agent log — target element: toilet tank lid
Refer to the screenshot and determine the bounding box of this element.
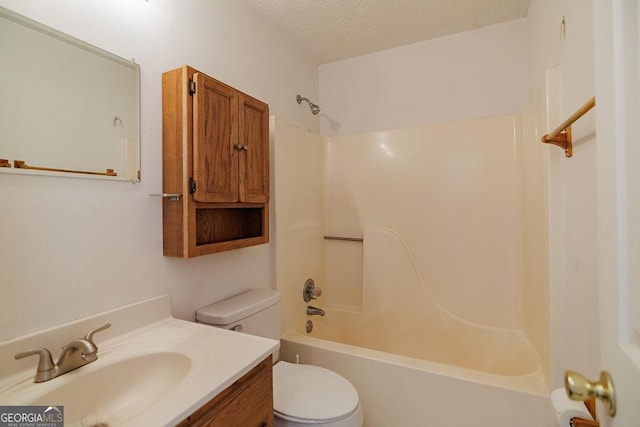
[196,289,280,325]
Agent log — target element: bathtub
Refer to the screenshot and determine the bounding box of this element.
[280,327,550,427]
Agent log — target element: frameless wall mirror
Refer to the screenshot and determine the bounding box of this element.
[0,6,140,182]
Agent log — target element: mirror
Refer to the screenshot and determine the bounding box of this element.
[0,6,140,182]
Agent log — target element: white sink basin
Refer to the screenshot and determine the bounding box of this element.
[30,352,191,426]
[0,295,279,427]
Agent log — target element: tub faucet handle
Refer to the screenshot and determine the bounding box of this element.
[303,278,322,302]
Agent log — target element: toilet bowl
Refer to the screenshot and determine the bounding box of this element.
[273,361,363,427]
[196,289,363,427]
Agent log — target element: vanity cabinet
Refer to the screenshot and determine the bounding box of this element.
[177,356,273,427]
[162,65,269,257]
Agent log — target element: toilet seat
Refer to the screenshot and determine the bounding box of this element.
[273,361,360,423]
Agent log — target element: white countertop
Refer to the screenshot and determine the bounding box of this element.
[0,294,279,426]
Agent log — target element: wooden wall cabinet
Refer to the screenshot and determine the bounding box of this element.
[177,356,273,427]
[162,65,269,257]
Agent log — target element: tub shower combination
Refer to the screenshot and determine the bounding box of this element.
[272,115,550,426]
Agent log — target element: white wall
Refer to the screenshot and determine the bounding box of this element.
[0,0,319,341]
[527,0,598,388]
[318,18,529,137]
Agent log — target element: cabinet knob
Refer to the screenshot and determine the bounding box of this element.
[235,143,249,151]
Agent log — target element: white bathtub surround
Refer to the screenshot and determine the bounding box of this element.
[0,294,278,426]
[324,115,526,331]
[315,227,540,376]
[271,116,325,334]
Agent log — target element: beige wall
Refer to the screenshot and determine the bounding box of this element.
[0,0,319,341]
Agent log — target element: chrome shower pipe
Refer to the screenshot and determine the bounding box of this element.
[296,94,321,115]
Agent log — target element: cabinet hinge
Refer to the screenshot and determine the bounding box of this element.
[188,79,196,95]
[189,177,196,194]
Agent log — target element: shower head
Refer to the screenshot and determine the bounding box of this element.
[309,103,321,115]
[296,94,321,115]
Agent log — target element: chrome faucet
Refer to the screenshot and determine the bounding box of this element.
[306,306,325,316]
[15,323,111,383]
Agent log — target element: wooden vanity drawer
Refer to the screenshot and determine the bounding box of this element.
[177,356,273,427]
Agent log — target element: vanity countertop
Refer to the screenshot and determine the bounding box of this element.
[0,294,279,426]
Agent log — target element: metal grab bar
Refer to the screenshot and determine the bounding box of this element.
[324,235,363,242]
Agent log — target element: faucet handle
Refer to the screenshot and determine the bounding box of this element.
[15,349,55,380]
[303,278,323,302]
[84,323,111,344]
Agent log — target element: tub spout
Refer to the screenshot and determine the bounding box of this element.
[307,306,325,316]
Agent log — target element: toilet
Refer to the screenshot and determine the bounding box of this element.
[196,289,364,427]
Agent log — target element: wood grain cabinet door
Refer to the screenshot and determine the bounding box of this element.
[193,73,239,203]
[238,94,269,203]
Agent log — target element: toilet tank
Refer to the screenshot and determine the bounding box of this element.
[196,289,281,357]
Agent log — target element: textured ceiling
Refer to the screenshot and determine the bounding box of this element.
[247,0,531,64]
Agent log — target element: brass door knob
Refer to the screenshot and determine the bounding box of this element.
[565,370,616,417]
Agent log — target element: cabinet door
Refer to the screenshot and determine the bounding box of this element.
[177,357,273,427]
[193,73,238,203]
[238,94,269,203]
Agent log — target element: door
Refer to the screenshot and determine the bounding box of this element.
[193,72,239,203]
[594,0,640,425]
[238,93,269,203]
